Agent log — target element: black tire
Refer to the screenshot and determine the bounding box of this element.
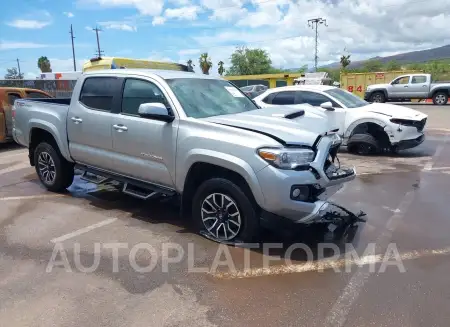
[432,92,448,105]
[34,142,74,192]
[369,92,386,103]
[192,178,259,243]
[347,133,381,155]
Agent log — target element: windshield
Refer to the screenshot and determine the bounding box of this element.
[324,88,369,108]
[166,78,258,118]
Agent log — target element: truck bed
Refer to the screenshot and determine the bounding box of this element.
[12,98,72,161]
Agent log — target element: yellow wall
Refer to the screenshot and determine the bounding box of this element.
[340,70,421,98]
[225,73,304,88]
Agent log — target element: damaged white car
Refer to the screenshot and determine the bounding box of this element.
[254,85,428,155]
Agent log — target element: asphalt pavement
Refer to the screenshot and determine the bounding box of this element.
[0,104,449,327]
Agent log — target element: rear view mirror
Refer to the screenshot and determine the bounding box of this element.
[320,101,335,111]
[138,103,174,122]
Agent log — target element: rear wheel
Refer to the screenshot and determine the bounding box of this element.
[192,178,259,242]
[432,92,448,105]
[370,92,386,103]
[34,142,74,192]
[347,133,380,155]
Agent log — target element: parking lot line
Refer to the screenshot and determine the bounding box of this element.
[0,194,66,201]
[50,218,118,243]
[212,246,450,279]
[0,162,31,176]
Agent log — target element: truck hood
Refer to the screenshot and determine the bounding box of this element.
[364,103,428,120]
[202,107,337,146]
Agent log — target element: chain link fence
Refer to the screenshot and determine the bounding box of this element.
[0,79,76,98]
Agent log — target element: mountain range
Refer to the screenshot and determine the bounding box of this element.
[320,44,450,69]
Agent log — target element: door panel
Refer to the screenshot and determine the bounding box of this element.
[67,76,121,170]
[388,76,410,98]
[408,75,429,98]
[111,78,177,188]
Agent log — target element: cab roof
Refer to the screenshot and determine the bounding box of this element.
[83,68,221,80]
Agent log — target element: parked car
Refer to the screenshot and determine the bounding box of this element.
[253,85,428,155]
[0,87,52,144]
[364,73,450,105]
[13,69,355,242]
[239,84,267,98]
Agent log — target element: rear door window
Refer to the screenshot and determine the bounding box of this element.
[79,77,117,111]
[271,91,296,105]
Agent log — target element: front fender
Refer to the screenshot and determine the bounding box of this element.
[28,119,72,162]
[177,149,266,207]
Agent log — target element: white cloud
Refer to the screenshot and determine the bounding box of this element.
[165,6,202,20]
[6,19,51,29]
[82,0,164,16]
[152,16,166,26]
[99,21,137,31]
[63,12,75,18]
[0,41,52,50]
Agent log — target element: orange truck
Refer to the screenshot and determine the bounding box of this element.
[0,87,53,143]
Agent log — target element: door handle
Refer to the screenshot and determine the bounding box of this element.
[71,117,82,123]
[403,85,408,87]
[113,124,128,132]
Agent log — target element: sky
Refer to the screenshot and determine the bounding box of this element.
[0,0,449,78]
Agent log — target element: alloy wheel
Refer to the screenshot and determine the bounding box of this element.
[38,151,56,184]
[201,193,242,241]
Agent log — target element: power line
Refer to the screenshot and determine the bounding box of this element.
[16,58,22,78]
[92,26,104,58]
[70,24,77,71]
[308,17,327,72]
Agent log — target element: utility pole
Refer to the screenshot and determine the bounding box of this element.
[92,26,104,58]
[16,58,22,78]
[70,24,77,71]
[307,17,327,72]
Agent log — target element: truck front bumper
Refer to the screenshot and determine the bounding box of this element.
[255,135,356,225]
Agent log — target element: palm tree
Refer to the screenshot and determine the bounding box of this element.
[38,56,52,73]
[199,53,212,75]
[218,61,225,75]
[187,59,195,72]
[340,54,351,70]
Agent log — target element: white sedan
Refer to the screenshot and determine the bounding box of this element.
[253,85,428,155]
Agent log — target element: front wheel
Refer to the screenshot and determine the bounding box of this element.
[34,142,74,192]
[192,178,259,243]
[347,133,381,155]
[369,92,386,103]
[432,92,448,105]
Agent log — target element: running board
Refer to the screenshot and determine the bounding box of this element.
[122,183,160,200]
[80,171,110,184]
[74,164,177,197]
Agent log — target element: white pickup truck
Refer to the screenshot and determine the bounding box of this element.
[364,73,450,105]
[12,69,356,242]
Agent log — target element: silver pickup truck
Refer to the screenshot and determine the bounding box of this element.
[364,73,450,105]
[12,69,355,242]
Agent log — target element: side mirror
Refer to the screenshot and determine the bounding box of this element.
[320,101,335,111]
[138,103,174,122]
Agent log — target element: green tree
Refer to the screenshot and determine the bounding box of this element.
[37,56,52,73]
[227,46,272,75]
[340,54,351,70]
[186,59,194,72]
[4,67,24,79]
[385,60,401,71]
[218,61,225,75]
[199,53,212,75]
[362,59,383,72]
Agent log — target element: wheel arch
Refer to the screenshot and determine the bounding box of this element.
[344,119,391,147]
